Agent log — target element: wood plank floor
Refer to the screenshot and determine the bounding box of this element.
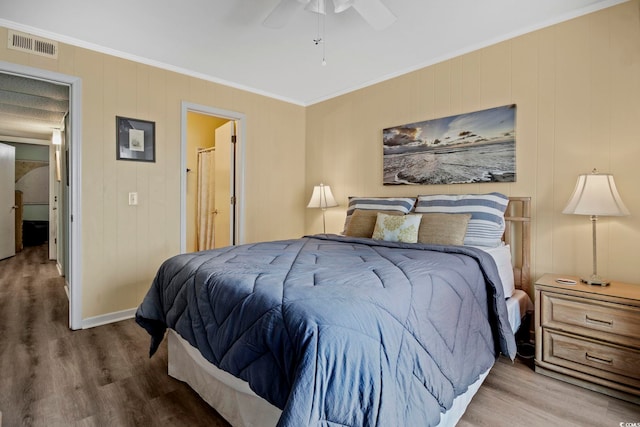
[0,245,638,426]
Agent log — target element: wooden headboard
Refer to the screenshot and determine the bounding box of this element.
[503,197,531,294]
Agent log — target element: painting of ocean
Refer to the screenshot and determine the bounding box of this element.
[383,104,516,185]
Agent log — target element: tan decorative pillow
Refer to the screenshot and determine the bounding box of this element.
[372,213,422,243]
[417,213,472,245]
[345,209,403,238]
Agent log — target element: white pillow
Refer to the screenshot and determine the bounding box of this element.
[415,193,509,247]
[480,244,515,298]
[372,213,422,243]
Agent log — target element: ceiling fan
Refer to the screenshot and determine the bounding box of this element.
[263,0,396,31]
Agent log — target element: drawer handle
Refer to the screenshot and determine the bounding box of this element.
[585,315,613,328]
[585,353,613,365]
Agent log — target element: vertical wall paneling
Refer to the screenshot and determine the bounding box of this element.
[607,3,640,277]
[535,28,557,276]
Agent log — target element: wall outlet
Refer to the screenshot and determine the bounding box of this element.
[128,192,138,206]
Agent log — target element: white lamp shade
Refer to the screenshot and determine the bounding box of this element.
[563,172,629,216]
[307,184,338,209]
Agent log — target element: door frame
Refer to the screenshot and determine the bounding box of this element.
[180,102,245,252]
[0,60,83,330]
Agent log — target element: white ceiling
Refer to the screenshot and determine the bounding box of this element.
[0,0,627,109]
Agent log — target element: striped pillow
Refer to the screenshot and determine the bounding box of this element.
[415,193,509,247]
[343,197,417,232]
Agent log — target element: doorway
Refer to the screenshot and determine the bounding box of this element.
[195,120,238,250]
[0,60,82,330]
[181,103,245,253]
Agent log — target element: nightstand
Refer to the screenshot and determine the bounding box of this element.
[534,273,640,404]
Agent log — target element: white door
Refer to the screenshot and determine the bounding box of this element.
[0,143,16,260]
[213,121,234,248]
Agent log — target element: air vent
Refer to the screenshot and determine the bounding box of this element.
[8,30,58,59]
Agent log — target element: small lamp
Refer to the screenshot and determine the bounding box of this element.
[307,183,338,234]
[562,169,629,286]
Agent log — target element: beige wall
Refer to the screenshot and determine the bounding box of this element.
[305,1,640,288]
[0,27,306,319]
[186,112,229,253]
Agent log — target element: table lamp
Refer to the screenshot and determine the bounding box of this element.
[562,169,629,286]
[307,183,338,234]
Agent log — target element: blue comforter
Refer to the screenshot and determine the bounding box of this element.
[136,235,516,426]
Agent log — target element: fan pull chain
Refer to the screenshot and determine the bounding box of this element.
[322,11,326,65]
[312,5,327,66]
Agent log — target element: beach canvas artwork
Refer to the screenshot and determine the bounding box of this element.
[383,104,516,185]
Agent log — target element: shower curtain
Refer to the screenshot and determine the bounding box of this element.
[196,147,215,251]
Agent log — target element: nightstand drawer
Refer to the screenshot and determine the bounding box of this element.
[542,329,640,388]
[540,292,640,348]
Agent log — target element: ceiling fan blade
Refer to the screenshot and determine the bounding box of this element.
[263,0,307,29]
[352,0,396,30]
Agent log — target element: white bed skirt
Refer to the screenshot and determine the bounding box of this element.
[168,331,491,427]
[168,331,282,427]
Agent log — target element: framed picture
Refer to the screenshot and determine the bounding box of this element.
[383,104,516,185]
[116,116,155,162]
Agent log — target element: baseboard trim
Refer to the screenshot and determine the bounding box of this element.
[81,308,136,329]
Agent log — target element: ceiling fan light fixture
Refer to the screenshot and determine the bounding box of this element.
[305,0,326,15]
[264,0,395,30]
[332,0,353,13]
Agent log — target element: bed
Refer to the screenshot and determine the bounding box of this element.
[136,194,532,427]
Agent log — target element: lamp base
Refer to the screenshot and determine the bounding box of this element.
[580,275,610,286]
